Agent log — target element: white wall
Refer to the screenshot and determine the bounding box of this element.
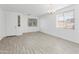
[4,11,40,36]
[0,8,5,39]
[39,5,79,44]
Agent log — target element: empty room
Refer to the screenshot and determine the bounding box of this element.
[0,4,79,54]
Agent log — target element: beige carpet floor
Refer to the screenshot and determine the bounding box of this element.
[0,32,79,54]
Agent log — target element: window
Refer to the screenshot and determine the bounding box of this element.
[28,18,37,27]
[18,15,21,27]
[56,10,75,29]
[56,13,64,28]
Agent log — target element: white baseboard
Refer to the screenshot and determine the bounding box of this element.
[40,31,79,44]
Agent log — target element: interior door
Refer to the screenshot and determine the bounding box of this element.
[6,13,18,36]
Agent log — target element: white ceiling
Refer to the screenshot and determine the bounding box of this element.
[0,4,71,16]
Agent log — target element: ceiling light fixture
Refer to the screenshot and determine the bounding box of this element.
[48,4,54,14]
